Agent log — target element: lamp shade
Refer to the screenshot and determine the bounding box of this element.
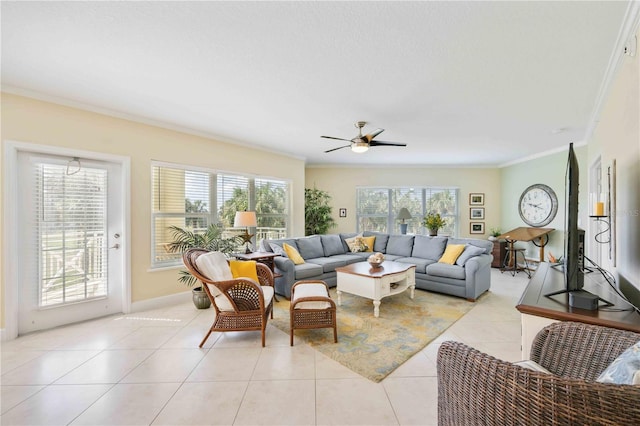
[234,211,257,227]
[397,208,412,221]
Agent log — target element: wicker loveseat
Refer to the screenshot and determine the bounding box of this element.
[438,321,640,425]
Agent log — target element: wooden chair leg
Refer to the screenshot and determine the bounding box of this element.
[199,328,214,348]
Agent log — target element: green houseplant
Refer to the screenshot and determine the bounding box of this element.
[166,224,243,308]
[305,187,337,236]
[423,212,447,236]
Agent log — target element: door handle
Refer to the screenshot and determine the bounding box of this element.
[110,243,120,249]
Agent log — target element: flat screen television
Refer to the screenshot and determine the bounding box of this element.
[547,143,612,308]
[563,142,584,291]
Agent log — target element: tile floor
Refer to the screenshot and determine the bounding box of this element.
[1,269,529,425]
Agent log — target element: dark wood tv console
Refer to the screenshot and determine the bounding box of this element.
[516,262,640,358]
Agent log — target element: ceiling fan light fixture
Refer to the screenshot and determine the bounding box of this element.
[351,141,369,153]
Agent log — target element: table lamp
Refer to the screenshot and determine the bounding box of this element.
[397,208,412,234]
[234,211,257,253]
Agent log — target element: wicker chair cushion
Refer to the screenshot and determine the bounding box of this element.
[195,251,232,296]
[597,340,640,385]
[292,282,331,310]
[213,285,275,312]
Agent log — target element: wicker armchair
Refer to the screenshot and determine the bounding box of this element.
[183,248,275,347]
[438,321,640,425]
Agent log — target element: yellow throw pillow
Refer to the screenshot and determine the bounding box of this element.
[283,243,305,265]
[229,260,259,282]
[439,244,466,265]
[363,236,376,252]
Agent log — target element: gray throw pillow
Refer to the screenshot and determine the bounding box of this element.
[412,235,447,261]
[386,235,414,257]
[456,244,486,266]
[296,235,325,259]
[321,234,346,256]
[363,231,390,252]
[269,243,287,258]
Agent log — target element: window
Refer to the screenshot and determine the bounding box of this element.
[356,187,459,236]
[151,163,290,268]
[35,161,108,306]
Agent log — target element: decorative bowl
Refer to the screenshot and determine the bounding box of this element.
[368,259,384,268]
[367,252,385,268]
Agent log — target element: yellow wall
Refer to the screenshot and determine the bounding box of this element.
[306,166,501,238]
[1,93,306,328]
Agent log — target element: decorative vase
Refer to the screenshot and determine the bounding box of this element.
[428,228,438,237]
[192,287,211,309]
[488,236,498,241]
[400,223,408,234]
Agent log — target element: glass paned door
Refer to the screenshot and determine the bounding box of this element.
[17,152,124,334]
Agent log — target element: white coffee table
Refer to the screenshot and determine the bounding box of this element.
[335,261,416,318]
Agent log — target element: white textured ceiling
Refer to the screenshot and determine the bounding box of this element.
[1,1,634,166]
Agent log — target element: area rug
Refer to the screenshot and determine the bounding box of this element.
[270,288,474,382]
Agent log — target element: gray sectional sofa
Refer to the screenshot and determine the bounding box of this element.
[258,231,493,301]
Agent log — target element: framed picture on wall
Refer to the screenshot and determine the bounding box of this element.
[470,207,485,220]
[470,222,485,234]
[469,193,484,205]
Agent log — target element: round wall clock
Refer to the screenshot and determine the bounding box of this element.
[518,184,558,227]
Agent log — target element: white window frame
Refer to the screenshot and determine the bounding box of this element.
[150,161,290,269]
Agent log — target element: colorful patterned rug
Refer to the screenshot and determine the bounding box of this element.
[270,288,474,382]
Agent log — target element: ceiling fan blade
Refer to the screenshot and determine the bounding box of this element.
[324,145,351,153]
[370,140,407,147]
[321,135,351,142]
[364,128,385,142]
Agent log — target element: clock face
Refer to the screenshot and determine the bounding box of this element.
[518,184,558,227]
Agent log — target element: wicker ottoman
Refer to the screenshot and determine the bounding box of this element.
[290,280,337,346]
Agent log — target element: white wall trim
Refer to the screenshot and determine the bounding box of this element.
[584,1,640,142]
[130,291,192,313]
[2,140,132,340]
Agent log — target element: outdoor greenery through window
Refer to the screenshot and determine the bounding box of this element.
[152,163,290,267]
[356,187,459,236]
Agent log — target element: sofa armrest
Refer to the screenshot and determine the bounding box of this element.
[274,257,296,298]
[462,254,492,300]
[530,321,640,380]
[437,340,640,425]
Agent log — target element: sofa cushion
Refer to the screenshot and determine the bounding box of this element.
[306,257,347,273]
[447,237,493,255]
[329,253,369,264]
[364,231,390,252]
[394,257,435,274]
[386,235,415,257]
[259,238,274,252]
[439,244,466,264]
[294,262,324,280]
[412,235,447,261]
[296,235,325,259]
[283,243,305,265]
[426,263,466,280]
[456,244,486,266]
[321,234,346,256]
[340,232,359,252]
[597,340,640,385]
[269,243,288,258]
[363,236,376,252]
[346,234,371,252]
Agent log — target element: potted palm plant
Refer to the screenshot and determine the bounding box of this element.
[166,223,243,309]
[423,212,447,236]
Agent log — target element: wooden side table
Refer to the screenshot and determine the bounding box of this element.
[233,251,280,275]
[233,251,281,301]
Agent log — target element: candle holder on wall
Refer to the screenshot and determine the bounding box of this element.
[589,162,615,265]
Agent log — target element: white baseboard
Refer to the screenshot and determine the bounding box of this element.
[130,291,192,313]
